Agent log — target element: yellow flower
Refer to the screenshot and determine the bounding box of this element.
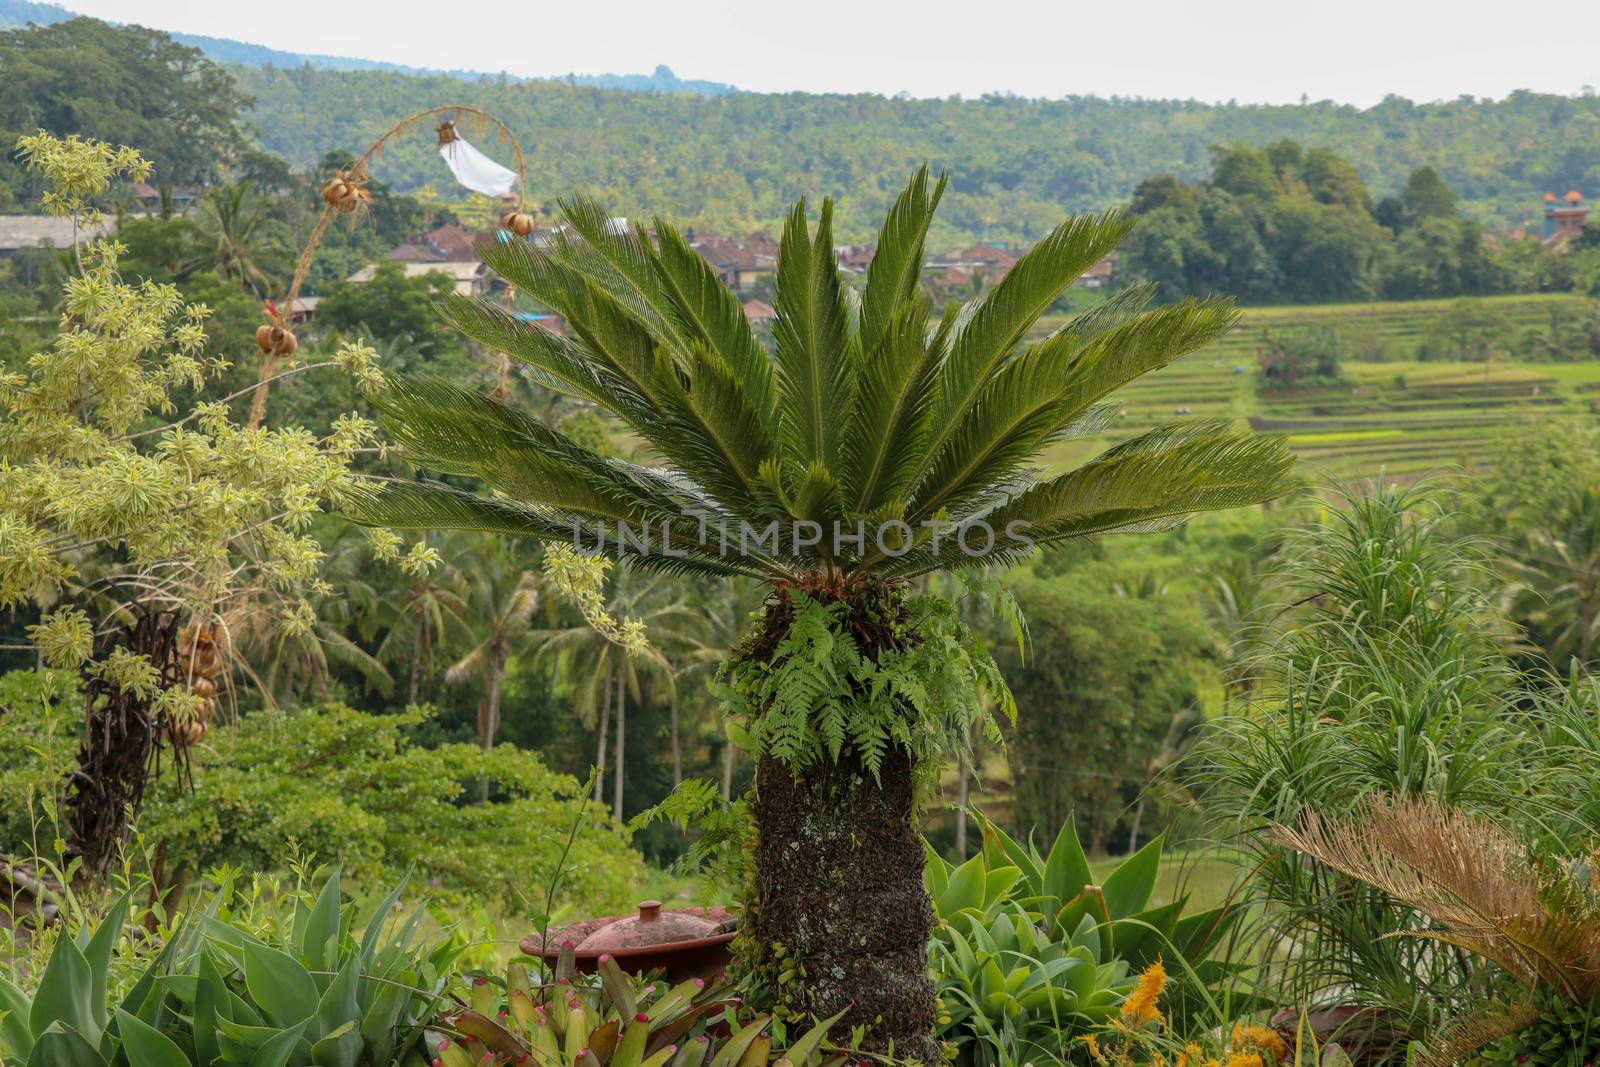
[1231,1024,1289,1064]
[1080,1032,1106,1064]
[1120,960,1167,1027]
[1176,1043,1204,1067]
[1222,1055,1264,1067]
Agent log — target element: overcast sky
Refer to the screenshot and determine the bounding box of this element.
[57,0,1598,106]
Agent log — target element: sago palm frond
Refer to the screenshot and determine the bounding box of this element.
[352,168,1295,580]
[1272,793,1600,1000]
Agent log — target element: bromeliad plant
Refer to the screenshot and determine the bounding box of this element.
[426,954,846,1067]
[355,166,1294,1059]
[926,816,1251,1065]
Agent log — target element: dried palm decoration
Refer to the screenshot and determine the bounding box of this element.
[248,105,529,428]
[1272,793,1600,1065]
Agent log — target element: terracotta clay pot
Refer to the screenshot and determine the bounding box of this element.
[1270,1005,1408,1063]
[521,901,736,981]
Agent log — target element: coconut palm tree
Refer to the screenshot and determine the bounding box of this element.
[532,567,695,821]
[375,532,473,705]
[1501,486,1600,669]
[193,181,282,298]
[445,539,540,751]
[355,168,1293,1058]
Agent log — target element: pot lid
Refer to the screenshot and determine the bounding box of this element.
[576,901,724,953]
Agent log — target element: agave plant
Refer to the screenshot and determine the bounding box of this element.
[426,953,845,1067]
[354,167,1293,1058]
[0,872,449,1067]
[926,815,1250,1064]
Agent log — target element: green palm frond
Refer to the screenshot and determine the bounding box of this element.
[354,168,1294,580]
[921,210,1133,466]
[772,197,853,474]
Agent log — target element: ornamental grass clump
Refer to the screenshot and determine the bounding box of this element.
[356,165,1293,1060]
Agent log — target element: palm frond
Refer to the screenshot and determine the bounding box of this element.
[981,420,1295,545]
[1412,1002,1540,1067]
[840,296,939,513]
[859,166,946,355]
[772,197,853,473]
[440,293,629,412]
[349,479,762,579]
[652,221,779,427]
[923,210,1132,464]
[1272,793,1600,1001]
[1048,298,1240,429]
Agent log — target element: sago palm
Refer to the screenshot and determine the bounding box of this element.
[355,168,1292,1060]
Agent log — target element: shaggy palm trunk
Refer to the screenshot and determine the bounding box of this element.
[749,746,939,1063]
[66,609,185,877]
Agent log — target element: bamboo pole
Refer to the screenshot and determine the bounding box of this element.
[248,105,529,428]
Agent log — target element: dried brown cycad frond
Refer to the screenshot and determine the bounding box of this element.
[1271,793,1600,999]
[1412,1001,1540,1067]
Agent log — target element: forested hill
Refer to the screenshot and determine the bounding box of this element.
[236,63,1600,244]
[0,1,737,92]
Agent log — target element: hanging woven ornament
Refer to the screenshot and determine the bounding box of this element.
[436,120,517,197]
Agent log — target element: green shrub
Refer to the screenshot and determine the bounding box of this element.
[138,704,643,914]
[0,669,79,852]
[0,672,644,915]
[1478,992,1600,1066]
[430,955,846,1067]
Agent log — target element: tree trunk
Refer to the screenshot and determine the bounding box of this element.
[408,616,425,706]
[613,678,626,823]
[955,754,971,859]
[67,610,184,878]
[482,648,505,750]
[749,747,939,1063]
[1127,794,1146,855]
[594,674,611,804]
[721,738,734,800]
[669,697,683,790]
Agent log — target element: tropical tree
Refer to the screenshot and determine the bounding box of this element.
[1501,486,1600,670]
[444,538,541,751]
[0,132,404,874]
[193,181,284,297]
[532,566,691,820]
[354,168,1293,1058]
[375,532,472,705]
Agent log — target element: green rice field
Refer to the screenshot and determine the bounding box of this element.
[1040,293,1600,480]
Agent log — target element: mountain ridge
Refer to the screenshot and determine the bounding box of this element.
[0,0,742,95]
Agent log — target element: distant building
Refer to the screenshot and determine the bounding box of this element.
[347,260,487,296]
[1544,190,1589,243]
[387,223,496,264]
[689,233,776,291]
[285,296,321,323]
[126,182,198,215]
[0,216,112,257]
[835,245,874,274]
[1077,254,1115,289]
[742,298,776,325]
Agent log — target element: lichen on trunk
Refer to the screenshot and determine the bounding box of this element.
[747,747,939,1063]
[722,577,968,1063]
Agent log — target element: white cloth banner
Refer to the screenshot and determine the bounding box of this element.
[438,135,517,197]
